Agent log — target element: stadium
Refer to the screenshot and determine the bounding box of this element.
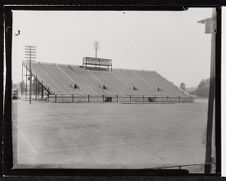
[11,9,214,173]
[12,56,211,173]
[21,57,194,103]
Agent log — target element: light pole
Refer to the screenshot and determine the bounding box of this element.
[94,41,99,58]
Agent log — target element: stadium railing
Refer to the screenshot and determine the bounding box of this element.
[47,94,194,103]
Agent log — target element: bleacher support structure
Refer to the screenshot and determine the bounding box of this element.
[22,61,194,103]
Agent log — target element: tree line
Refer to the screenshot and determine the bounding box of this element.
[180,78,210,98]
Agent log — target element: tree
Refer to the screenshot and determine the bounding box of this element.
[19,81,25,95]
[32,77,42,95]
[186,78,210,98]
[196,79,210,98]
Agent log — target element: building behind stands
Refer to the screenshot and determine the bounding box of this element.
[22,57,194,103]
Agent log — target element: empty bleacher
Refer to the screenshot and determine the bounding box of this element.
[88,69,133,96]
[112,69,162,96]
[22,61,191,102]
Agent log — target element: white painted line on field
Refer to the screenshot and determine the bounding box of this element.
[16,126,37,154]
[19,130,37,153]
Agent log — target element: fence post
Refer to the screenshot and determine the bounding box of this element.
[37,81,39,99]
[166,96,168,103]
[129,95,131,102]
[55,94,57,103]
[116,95,118,102]
[72,95,74,103]
[179,96,180,103]
[143,95,144,102]
[41,81,44,99]
[25,68,27,98]
[88,95,89,102]
[35,75,38,100]
[103,95,105,102]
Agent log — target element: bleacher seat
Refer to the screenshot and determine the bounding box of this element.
[23,61,190,98]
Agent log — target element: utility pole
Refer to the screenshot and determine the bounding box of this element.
[21,62,23,97]
[25,45,36,104]
[25,68,27,98]
[198,9,216,174]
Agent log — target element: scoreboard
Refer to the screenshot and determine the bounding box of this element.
[82,57,112,71]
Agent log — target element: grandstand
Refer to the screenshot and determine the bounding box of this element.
[22,59,194,103]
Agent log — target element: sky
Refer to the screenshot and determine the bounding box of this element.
[12,8,213,87]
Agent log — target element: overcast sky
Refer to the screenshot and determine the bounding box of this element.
[12,8,213,87]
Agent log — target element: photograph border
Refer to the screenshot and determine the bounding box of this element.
[2,2,222,177]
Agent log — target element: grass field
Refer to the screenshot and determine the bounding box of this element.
[12,99,208,172]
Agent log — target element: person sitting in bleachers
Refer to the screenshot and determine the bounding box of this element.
[102,85,108,90]
[132,86,138,91]
[73,84,79,89]
[157,87,162,91]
